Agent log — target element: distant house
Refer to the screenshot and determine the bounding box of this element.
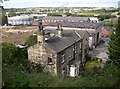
[32,15,45,25]
[44,22,102,49]
[101,26,113,37]
[32,20,42,26]
[28,24,89,77]
[89,17,99,23]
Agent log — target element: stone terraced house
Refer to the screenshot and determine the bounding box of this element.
[28,24,89,77]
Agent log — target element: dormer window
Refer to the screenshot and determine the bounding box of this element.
[48,57,53,65]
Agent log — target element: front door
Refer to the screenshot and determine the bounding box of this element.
[70,65,79,77]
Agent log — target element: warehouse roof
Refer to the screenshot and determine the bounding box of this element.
[42,16,89,21]
[45,22,101,29]
[8,15,34,20]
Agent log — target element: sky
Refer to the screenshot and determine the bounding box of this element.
[1,0,120,8]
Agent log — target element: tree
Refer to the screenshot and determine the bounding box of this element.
[0,6,8,26]
[2,43,18,64]
[108,17,120,66]
[47,13,62,16]
[64,12,72,16]
[97,13,111,21]
[2,42,28,65]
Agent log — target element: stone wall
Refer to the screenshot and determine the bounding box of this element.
[28,44,58,76]
[28,39,86,77]
[82,32,89,63]
[56,40,83,77]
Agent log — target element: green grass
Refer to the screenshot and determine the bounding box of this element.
[2,62,120,87]
[85,61,103,73]
[2,43,120,87]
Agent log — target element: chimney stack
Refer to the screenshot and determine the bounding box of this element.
[56,23,63,37]
[37,22,45,44]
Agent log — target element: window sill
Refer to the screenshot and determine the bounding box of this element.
[47,63,54,65]
[61,60,65,64]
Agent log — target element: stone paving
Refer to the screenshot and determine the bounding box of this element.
[89,37,109,63]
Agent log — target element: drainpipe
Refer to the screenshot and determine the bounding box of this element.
[73,40,76,60]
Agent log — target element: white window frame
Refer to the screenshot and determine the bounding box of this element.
[75,46,77,53]
[69,49,72,59]
[61,54,65,64]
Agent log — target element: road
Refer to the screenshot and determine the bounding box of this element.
[89,37,109,63]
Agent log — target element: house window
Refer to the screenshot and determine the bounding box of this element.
[61,54,65,64]
[73,47,75,51]
[38,56,41,58]
[61,68,65,76]
[48,57,53,65]
[86,38,88,41]
[73,45,77,53]
[69,49,72,59]
[80,43,82,49]
[69,55,72,59]
[67,65,70,76]
[75,46,77,53]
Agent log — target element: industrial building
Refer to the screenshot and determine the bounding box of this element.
[8,15,34,25]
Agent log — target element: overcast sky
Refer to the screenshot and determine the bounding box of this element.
[1,0,120,8]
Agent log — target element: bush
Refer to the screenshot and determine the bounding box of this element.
[25,35,37,46]
[85,54,91,61]
[2,43,43,87]
[47,13,62,16]
[27,62,43,73]
[2,43,18,65]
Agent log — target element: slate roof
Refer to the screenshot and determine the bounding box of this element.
[42,16,89,21]
[44,29,88,38]
[44,30,82,53]
[74,30,89,38]
[86,30,96,36]
[44,22,101,29]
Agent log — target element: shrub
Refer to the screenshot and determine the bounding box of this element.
[25,35,37,47]
[85,54,91,61]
